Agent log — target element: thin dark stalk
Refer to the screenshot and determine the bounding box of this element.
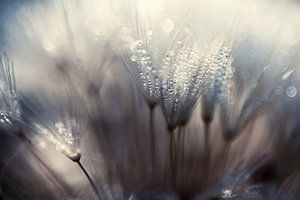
[179,125,186,183]
[214,141,232,181]
[149,104,155,177]
[204,123,210,163]
[175,126,182,174]
[169,129,176,188]
[222,142,232,168]
[76,160,102,200]
[181,126,186,163]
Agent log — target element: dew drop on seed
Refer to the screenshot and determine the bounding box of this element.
[131,55,137,62]
[42,40,55,52]
[161,18,174,33]
[286,86,297,97]
[222,188,233,198]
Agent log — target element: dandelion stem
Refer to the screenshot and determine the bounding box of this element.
[222,142,231,168]
[169,129,176,188]
[77,160,102,200]
[179,125,186,183]
[175,126,182,175]
[149,104,155,178]
[204,123,210,162]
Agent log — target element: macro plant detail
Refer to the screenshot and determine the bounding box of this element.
[0,54,20,132]
[122,39,160,106]
[21,89,104,199]
[31,106,81,161]
[159,39,206,130]
[0,0,300,200]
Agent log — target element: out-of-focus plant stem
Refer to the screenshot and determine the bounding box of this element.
[149,103,156,179]
[76,160,103,200]
[169,128,176,188]
[204,122,210,163]
[178,125,186,184]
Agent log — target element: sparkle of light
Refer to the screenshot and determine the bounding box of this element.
[42,40,56,52]
[161,18,174,33]
[222,188,233,198]
[286,86,297,98]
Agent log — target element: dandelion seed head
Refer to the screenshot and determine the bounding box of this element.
[35,118,81,161]
[202,40,234,101]
[126,39,160,103]
[159,41,207,127]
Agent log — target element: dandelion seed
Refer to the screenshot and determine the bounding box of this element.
[23,91,103,199]
[34,119,81,161]
[21,90,81,161]
[201,39,234,122]
[159,40,207,130]
[123,39,161,105]
[0,54,21,131]
[200,38,234,156]
[208,46,295,142]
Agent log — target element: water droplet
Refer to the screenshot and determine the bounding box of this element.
[222,188,233,198]
[43,40,55,52]
[161,18,174,33]
[286,86,297,98]
[131,55,137,62]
